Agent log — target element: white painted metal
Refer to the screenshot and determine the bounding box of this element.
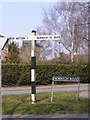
[8,36,34,41]
[31,94,35,104]
[31,69,35,82]
[31,39,35,50]
[31,50,35,57]
[36,35,61,41]
[8,35,61,41]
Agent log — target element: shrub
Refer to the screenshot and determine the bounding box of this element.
[2,63,88,86]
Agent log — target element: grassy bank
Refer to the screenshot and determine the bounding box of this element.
[2,91,89,115]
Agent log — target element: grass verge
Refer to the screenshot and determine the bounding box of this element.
[2,91,89,115]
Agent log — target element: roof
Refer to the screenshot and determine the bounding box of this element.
[0,34,5,37]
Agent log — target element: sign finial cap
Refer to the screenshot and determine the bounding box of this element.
[32,30,36,34]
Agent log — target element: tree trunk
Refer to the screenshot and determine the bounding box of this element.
[79,44,80,61]
[66,3,74,63]
[75,44,78,62]
[71,39,74,62]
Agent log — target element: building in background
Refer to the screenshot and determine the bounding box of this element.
[0,34,8,61]
[0,35,23,62]
[8,37,23,48]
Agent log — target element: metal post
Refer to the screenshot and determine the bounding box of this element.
[76,81,80,102]
[51,77,54,103]
[31,30,36,104]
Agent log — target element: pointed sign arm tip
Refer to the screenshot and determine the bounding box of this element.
[2,38,9,50]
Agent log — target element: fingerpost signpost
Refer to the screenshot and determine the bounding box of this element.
[0,31,80,106]
[6,30,61,104]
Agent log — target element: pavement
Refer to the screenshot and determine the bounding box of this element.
[1,84,89,96]
[79,90,90,99]
[2,113,89,119]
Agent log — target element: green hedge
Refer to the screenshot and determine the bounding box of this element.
[2,64,88,86]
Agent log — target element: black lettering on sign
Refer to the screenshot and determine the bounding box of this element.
[70,77,80,82]
[53,76,80,82]
[37,37,40,39]
[54,36,60,39]
[37,36,48,40]
[49,36,52,39]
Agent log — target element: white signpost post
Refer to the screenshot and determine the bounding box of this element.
[8,30,61,104]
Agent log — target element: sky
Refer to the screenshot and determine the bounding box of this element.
[0,0,88,54]
[0,1,56,37]
[0,0,88,37]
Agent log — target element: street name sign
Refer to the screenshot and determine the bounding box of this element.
[53,76,80,82]
[51,76,80,103]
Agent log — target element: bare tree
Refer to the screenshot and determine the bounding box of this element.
[37,7,62,60]
[19,43,31,63]
[37,2,88,62]
[56,2,88,62]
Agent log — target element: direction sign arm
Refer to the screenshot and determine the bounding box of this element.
[7,34,61,41]
[2,38,9,50]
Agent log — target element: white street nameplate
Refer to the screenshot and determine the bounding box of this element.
[53,76,80,82]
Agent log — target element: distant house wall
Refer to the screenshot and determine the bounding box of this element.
[0,35,29,62]
[1,38,23,61]
[0,35,8,61]
[1,46,8,61]
[8,39,23,48]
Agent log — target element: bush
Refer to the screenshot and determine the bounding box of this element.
[2,63,88,86]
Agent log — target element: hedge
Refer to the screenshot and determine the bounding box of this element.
[2,63,88,86]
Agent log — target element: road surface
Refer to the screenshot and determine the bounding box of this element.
[1,84,89,95]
